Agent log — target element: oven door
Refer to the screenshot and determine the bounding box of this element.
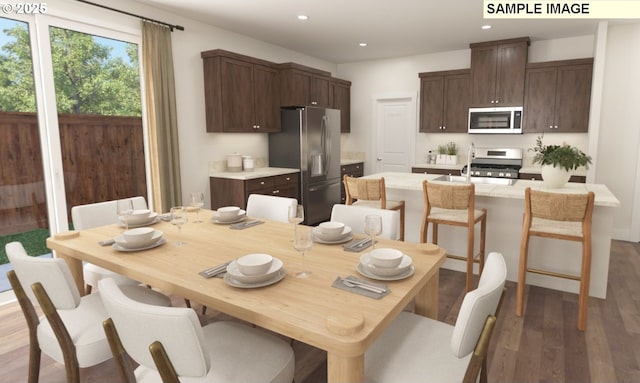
[468,107,522,134]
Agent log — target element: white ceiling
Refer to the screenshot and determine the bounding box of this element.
[134,0,603,63]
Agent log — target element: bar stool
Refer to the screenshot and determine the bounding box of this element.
[343,175,405,240]
[516,187,595,330]
[420,180,486,292]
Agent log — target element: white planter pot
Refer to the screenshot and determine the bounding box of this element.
[541,164,571,188]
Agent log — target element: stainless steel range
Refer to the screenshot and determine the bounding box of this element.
[465,147,523,180]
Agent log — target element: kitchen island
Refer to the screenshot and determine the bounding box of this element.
[363,172,620,299]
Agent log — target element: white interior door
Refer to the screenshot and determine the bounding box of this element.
[373,94,416,173]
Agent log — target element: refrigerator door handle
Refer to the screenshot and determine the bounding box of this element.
[322,115,331,176]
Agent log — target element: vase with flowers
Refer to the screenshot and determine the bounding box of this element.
[530,135,592,188]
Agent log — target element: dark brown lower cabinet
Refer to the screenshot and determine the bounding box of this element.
[340,162,364,203]
[210,173,299,210]
[519,172,586,183]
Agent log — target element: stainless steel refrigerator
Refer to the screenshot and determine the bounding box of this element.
[269,106,341,225]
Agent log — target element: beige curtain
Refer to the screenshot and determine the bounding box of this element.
[142,21,181,213]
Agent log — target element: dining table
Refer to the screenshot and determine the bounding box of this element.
[46,209,446,383]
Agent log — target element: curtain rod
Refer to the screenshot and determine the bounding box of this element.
[77,0,185,31]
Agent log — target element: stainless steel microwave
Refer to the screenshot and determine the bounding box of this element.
[468,106,523,134]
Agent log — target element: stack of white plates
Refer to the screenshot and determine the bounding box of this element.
[224,257,286,288]
[119,211,159,228]
[357,252,415,280]
[211,209,247,224]
[312,225,353,244]
[112,230,165,251]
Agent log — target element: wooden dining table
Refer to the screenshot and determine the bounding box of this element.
[46,210,445,383]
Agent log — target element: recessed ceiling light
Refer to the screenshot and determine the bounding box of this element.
[297,15,309,20]
[359,42,367,47]
[481,25,492,30]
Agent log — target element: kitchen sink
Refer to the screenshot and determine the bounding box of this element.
[432,175,517,186]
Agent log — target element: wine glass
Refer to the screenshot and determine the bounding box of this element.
[288,204,304,240]
[294,226,313,278]
[190,192,205,223]
[170,206,187,246]
[116,199,134,231]
[364,214,383,250]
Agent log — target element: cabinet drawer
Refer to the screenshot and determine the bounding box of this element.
[341,162,363,176]
[274,173,298,186]
[247,177,275,192]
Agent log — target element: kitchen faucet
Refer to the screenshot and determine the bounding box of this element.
[465,142,475,183]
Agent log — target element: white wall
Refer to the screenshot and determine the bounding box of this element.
[596,22,640,241]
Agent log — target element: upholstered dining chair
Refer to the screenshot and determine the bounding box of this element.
[516,187,595,330]
[365,252,507,383]
[343,175,406,240]
[421,180,487,292]
[71,196,147,294]
[99,277,296,383]
[5,241,171,383]
[330,204,400,240]
[245,194,298,223]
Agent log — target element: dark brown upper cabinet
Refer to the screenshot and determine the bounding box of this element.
[278,63,332,108]
[330,78,352,132]
[469,37,530,107]
[201,49,280,133]
[523,58,593,133]
[419,69,470,133]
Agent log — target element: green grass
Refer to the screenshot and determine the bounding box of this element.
[0,228,52,264]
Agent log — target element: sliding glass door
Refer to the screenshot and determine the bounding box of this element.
[0,13,146,266]
[0,17,50,263]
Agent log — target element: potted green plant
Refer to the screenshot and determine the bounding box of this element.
[530,135,592,187]
[436,142,458,165]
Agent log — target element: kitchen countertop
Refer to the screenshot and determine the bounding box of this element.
[209,167,298,180]
[340,159,364,166]
[365,172,620,207]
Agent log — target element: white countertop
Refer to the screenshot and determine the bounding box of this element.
[341,159,364,166]
[364,172,620,207]
[209,167,298,180]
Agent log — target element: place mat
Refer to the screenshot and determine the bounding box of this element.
[331,276,390,299]
[229,220,264,230]
[199,261,232,279]
[343,238,374,252]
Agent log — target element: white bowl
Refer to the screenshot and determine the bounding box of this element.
[115,230,163,249]
[121,209,152,224]
[217,206,241,219]
[236,253,273,276]
[122,227,155,246]
[369,248,404,268]
[227,258,283,284]
[364,254,413,277]
[313,226,352,242]
[319,221,345,235]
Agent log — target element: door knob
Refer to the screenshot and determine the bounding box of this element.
[377,157,382,161]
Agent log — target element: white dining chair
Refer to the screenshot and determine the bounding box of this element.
[330,204,400,240]
[5,241,171,383]
[71,196,147,294]
[365,252,507,383]
[245,194,298,223]
[99,277,296,383]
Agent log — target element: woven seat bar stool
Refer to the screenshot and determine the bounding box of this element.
[420,180,487,292]
[516,187,595,330]
[343,175,405,240]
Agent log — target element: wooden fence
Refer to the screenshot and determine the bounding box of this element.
[0,112,147,235]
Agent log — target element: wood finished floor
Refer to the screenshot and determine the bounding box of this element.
[1,239,638,382]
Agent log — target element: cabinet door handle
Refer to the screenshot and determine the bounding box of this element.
[260,181,265,185]
[311,101,318,105]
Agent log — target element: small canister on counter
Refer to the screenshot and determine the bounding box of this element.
[242,155,254,172]
[226,153,243,172]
